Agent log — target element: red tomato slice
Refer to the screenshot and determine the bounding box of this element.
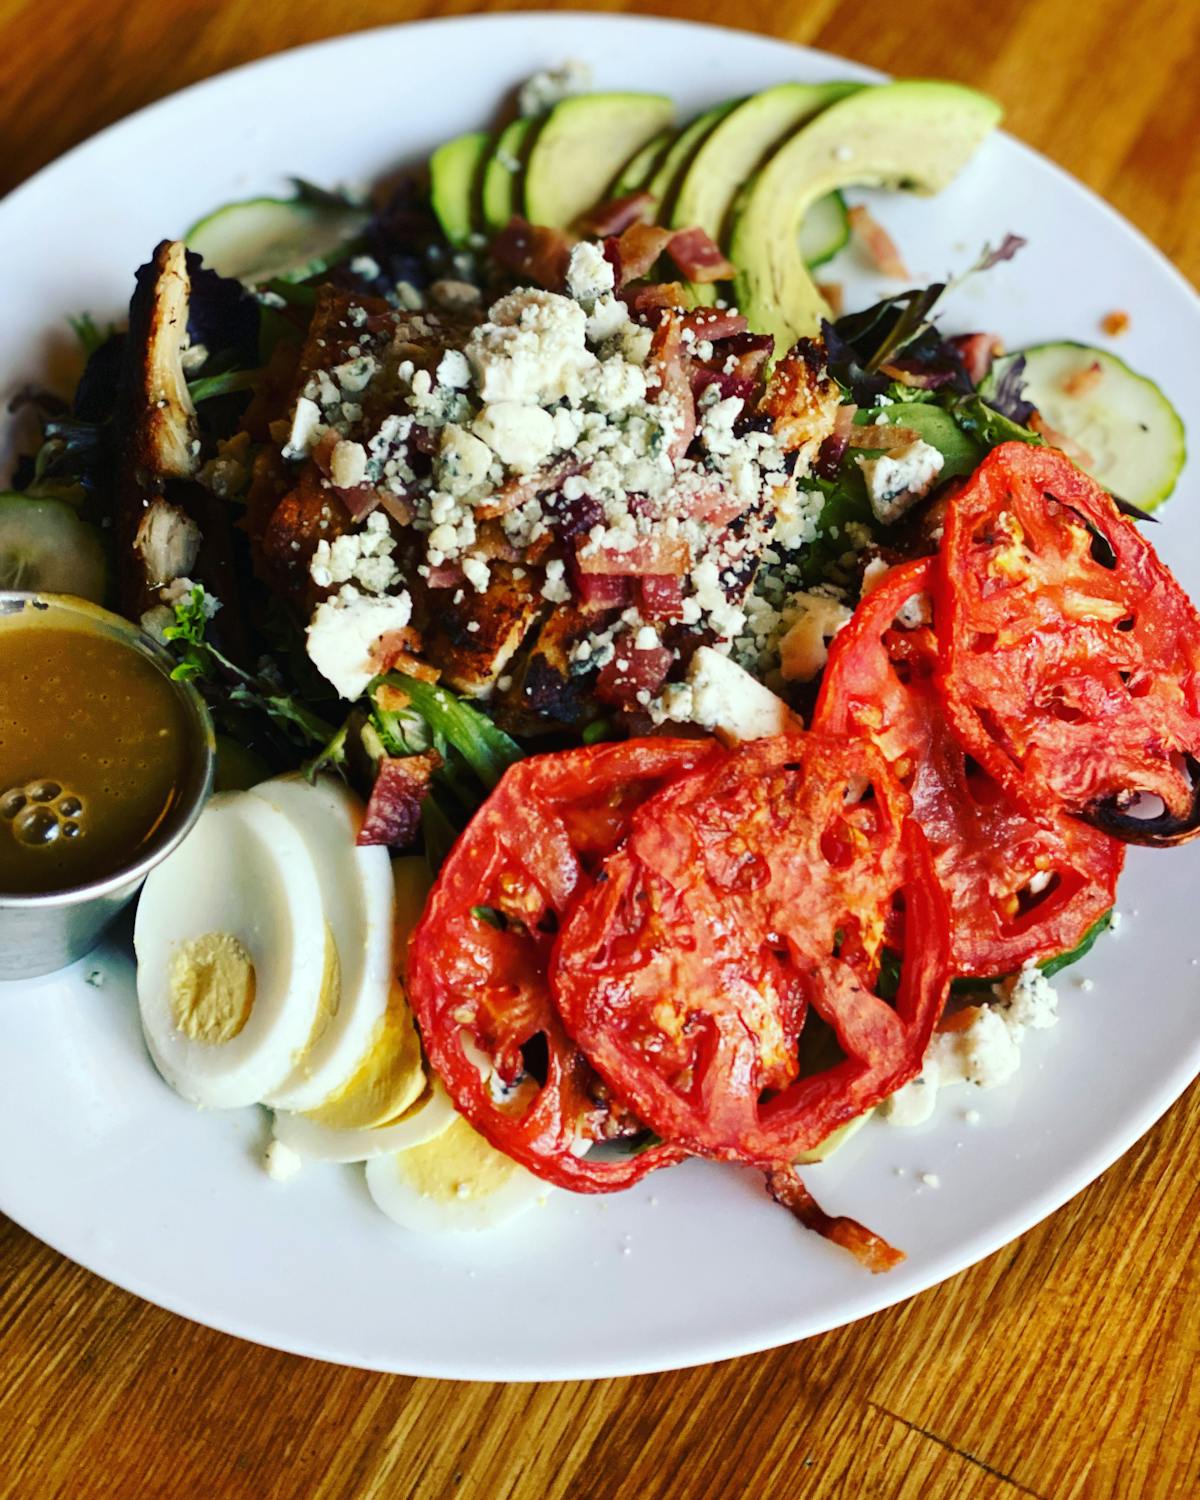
[551,734,952,1165]
[406,739,719,1191]
[813,558,1124,975]
[936,443,1200,843]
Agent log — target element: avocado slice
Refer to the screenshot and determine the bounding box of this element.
[481,118,535,234]
[731,81,1002,350]
[612,129,673,197]
[524,92,674,229]
[671,81,863,244]
[645,101,740,220]
[430,131,490,248]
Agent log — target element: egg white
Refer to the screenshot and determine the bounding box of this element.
[271,1079,456,1163]
[135,793,329,1109]
[249,775,393,1111]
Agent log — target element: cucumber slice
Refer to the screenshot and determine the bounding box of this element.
[799,190,850,269]
[982,342,1186,511]
[0,495,108,603]
[186,197,368,286]
[481,119,535,234]
[430,131,491,248]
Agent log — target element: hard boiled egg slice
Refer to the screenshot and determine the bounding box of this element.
[272,855,430,1132]
[249,775,394,1112]
[364,1114,552,1232]
[135,793,331,1109]
[271,1080,456,1163]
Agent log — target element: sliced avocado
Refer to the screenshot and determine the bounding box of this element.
[731,81,1003,350]
[612,129,673,197]
[645,101,740,219]
[430,131,490,248]
[671,81,863,245]
[524,92,674,229]
[481,118,535,234]
[794,1108,874,1164]
[854,402,983,480]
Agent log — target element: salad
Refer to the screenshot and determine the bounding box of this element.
[6,65,1193,1266]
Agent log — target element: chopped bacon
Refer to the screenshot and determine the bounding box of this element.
[357,750,443,849]
[814,403,857,480]
[609,222,674,286]
[471,522,524,563]
[378,491,415,527]
[817,281,845,317]
[576,534,691,577]
[764,1165,904,1273]
[425,561,465,589]
[339,484,382,522]
[1062,359,1104,397]
[572,568,633,610]
[309,428,340,477]
[475,457,583,520]
[1101,309,1130,337]
[595,642,673,708]
[948,332,1005,387]
[623,281,691,320]
[679,308,748,342]
[371,627,441,683]
[667,226,737,284]
[690,330,774,403]
[845,423,923,450]
[878,362,959,391]
[637,574,685,621]
[581,191,656,238]
[848,204,910,280]
[490,216,571,291]
[648,312,697,461]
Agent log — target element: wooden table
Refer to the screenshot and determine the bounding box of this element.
[2,2,1198,1495]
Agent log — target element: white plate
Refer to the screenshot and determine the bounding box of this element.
[0,13,1197,1381]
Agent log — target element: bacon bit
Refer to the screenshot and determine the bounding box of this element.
[576,534,692,577]
[845,423,923,450]
[948,332,1005,387]
[813,403,857,480]
[595,643,673,708]
[1101,310,1130,337]
[471,522,524,563]
[357,750,443,849]
[764,1165,905,1272]
[817,281,845,317]
[572,569,633,610]
[309,428,340,477]
[679,483,748,528]
[637,574,685,621]
[611,222,674,286]
[667,226,737,284]
[425,561,465,589]
[680,308,748,342]
[580,190,656,238]
[623,281,691,320]
[339,484,382,522]
[848,204,910,280]
[373,683,410,711]
[1029,411,1095,468]
[490,216,571,291]
[475,457,583,521]
[378,491,415,527]
[371,632,441,684]
[1062,359,1104,397]
[648,312,697,461]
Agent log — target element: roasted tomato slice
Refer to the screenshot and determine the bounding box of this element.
[406,739,718,1191]
[936,442,1200,844]
[551,734,952,1165]
[814,558,1124,975]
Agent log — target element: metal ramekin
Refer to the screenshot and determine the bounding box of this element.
[0,592,215,980]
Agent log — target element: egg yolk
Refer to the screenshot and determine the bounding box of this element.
[394,1116,524,1203]
[303,979,425,1131]
[169,932,256,1044]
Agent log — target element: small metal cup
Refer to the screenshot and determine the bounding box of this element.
[0,593,215,980]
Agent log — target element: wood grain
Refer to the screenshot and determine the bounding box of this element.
[1,3,1198,1496]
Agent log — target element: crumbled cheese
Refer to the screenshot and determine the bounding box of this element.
[305,586,412,700]
[778,592,852,681]
[680,646,795,740]
[330,438,368,489]
[350,255,381,280]
[541,557,571,603]
[263,1140,303,1182]
[466,289,595,405]
[282,396,323,460]
[180,341,208,374]
[333,354,377,395]
[461,556,491,593]
[882,968,1060,1127]
[430,279,482,310]
[437,424,493,496]
[437,349,472,390]
[473,402,556,472]
[518,59,592,117]
[856,440,945,525]
[567,241,616,306]
[309,511,399,594]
